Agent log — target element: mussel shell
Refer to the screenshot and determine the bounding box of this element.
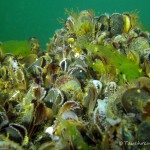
[55,75,81,100]
[110,13,124,36]
[43,88,64,115]
[4,123,27,144]
[121,88,150,114]
[68,66,88,83]
[129,37,149,55]
[135,77,150,93]
[97,14,110,31]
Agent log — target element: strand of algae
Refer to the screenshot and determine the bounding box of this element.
[85,44,143,81]
[0,40,31,56]
[58,117,90,150]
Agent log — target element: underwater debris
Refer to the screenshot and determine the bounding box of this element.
[0,10,150,150]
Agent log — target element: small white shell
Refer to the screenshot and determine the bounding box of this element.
[45,126,59,141]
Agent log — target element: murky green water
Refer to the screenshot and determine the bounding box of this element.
[0,0,150,49]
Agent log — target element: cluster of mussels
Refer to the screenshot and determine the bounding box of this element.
[0,10,150,150]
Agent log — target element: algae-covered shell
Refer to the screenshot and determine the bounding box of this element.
[65,16,75,31]
[55,75,82,100]
[110,13,124,36]
[68,66,88,83]
[121,88,150,116]
[112,34,127,49]
[28,54,52,70]
[143,52,150,77]
[83,81,99,114]
[44,88,64,107]
[110,13,134,36]
[134,77,150,92]
[129,37,150,55]
[74,10,95,36]
[136,120,150,149]
[96,14,110,31]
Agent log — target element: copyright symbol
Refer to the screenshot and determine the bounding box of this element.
[119,141,123,145]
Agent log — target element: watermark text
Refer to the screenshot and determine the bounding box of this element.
[119,141,150,146]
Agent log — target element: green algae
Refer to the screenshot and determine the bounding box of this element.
[86,44,143,81]
[1,40,31,56]
[59,117,90,150]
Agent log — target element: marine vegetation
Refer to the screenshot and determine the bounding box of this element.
[0,10,150,150]
[0,40,31,57]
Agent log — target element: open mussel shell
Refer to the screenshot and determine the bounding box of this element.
[4,100,20,121]
[4,123,27,144]
[55,75,82,101]
[21,100,52,138]
[43,88,64,115]
[33,100,52,126]
[58,100,81,115]
[68,66,88,84]
[83,82,99,115]
[44,63,59,88]
[22,83,46,106]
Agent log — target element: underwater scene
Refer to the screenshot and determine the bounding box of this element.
[0,0,150,150]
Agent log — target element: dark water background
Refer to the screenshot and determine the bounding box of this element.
[0,0,150,49]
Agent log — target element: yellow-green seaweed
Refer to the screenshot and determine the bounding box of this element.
[0,40,31,56]
[58,117,90,150]
[86,44,143,81]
